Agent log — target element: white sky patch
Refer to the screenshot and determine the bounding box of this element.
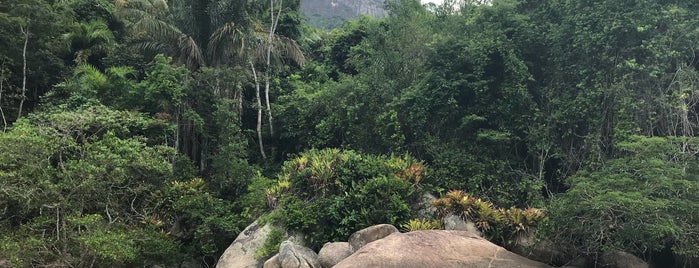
[421,0,444,5]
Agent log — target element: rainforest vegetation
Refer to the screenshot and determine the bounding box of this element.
[0,0,697,267]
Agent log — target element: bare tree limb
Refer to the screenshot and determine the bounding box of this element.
[264,0,284,137]
[17,21,29,120]
[251,61,266,159]
[0,60,7,132]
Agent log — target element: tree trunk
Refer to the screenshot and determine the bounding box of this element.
[236,82,243,122]
[17,22,29,120]
[264,0,283,136]
[251,61,266,159]
[0,61,7,132]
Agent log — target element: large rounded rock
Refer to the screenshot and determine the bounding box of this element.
[216,220,272,268]
[317,242,352,268]
[278,240,321,268]
[348,224,399,252]
[263,254,280,268]
[442,214,480,234]
[334,230,553,268]
[511,234,566,264]
[599,251,649,268]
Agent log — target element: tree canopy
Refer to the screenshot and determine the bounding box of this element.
[1,0,698,267]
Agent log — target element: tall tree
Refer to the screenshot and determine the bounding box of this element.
[0,0,68,121]
[117,0,304,161]
[63,20,115,65]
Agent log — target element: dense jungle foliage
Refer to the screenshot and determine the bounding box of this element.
[0,0,697,267]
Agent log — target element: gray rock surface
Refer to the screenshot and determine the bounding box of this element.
[415,193,437,219]
[348,224,399,252]
[511,234,565,264]
[334,230,553,268]
[442,214,480,234]
[263,254,280,268]
[599,251,649,268]
[317,242,352,268]
[216,220,272,268]
[278,240,321,268]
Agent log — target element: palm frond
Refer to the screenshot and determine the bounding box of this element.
[115,0,168,18]
[63,20,114,49]
[208,22,246,66]
[274,36,305,66]
[247,20,305,67]
[85,20,114,44]
[134,41,170,53]
[178,34,205,69]
[106,66,136,79]
[130,16,182,41]
[74,64,108,88]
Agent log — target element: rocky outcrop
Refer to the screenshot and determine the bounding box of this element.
[442,214,480,234]
[334,229,553,268]
[598,251,649,268]
[511,234,565,264]
[415,193,437,219]
[348,224,399,252]
[277,241,321,268]
[221,221,554,268]
[317,242,352,268]
[263,254,280,268]
[216,221,272,268]
[217,217,310,268]
[300,0,385,28]
[216,220,272,268]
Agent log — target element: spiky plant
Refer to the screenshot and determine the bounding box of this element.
[432,190,546,247]
[400,219,442,232]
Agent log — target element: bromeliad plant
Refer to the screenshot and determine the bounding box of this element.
[432,190,546,248]
[400,218,442,232]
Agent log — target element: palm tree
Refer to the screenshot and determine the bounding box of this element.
[209,19,305,159]
[115,0,205,69]
[63,20,115,65]
[115,0,305,160]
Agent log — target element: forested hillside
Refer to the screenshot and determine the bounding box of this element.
[0,0,697,267]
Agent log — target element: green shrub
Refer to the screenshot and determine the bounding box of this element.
[544,136,699,260]
[267,149,426,249]
[254,227,285,259]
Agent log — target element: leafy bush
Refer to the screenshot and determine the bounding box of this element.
[267,149,426,249]
[149,178,243,263]
[0,105,243,267]
[544,136,699,260]
[254,227,285,259]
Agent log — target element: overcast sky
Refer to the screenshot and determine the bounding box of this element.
[421,0,444,5]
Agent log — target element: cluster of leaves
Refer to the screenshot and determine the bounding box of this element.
[545,136,699,260]
[276,0,543,207]
[265,148,426,249]
[272,2,698,264]
[0,105,176,266]
[400,218,442,232]
[0,104,253,267]
[432,190,546,248]
[0,49,260,266]
[253,226,285,259]
[2,0,699,266]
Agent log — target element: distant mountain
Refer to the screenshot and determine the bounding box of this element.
[300,0,386,30]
